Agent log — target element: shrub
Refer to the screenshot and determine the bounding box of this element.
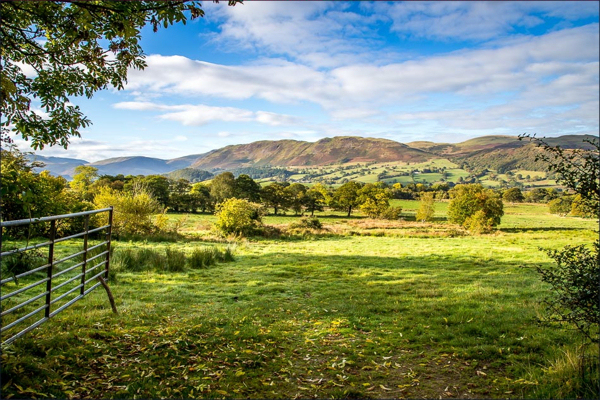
[214,198,265,236]
[290,216,322,229]
[537,240,599,343]
[379,206,403,220]
[548,196,574,216]
[0,249,45,277]
[448,184,503,233]
[502,187,525,203]
[571,194,597,218]
[463,210,495,234]
[93,185,163,237]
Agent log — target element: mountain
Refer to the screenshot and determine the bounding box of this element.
[34,134,596,179]
[29,155,89,179]
[191,136,433,170]
[429,134,597,173]
[87,156,194,176]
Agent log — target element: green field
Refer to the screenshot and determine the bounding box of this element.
[1,202,598,399]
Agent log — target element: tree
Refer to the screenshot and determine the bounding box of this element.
[234,174,261,202]
[285,183,307,215]
[1,146,92,235]
[358,183,390,218]
[447,184,504,233]
[210,172,236,204]
[140,175,171,208]
[303,183,330,216]
[521,134,599,216]
[69,165,98,201]
[416,192,435,222]
[260,182,290,215]
[548,196,574,216]
[332,181,363,217]
[190,182,214,213]
[502,187,525,204]
[1,1,239,149]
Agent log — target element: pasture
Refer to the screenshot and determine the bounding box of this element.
[1,201,597,399]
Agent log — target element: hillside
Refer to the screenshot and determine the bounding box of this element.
[33,134,596,179]
[191,136,433,170]
[30,155,88,179]
[87,156,193,176]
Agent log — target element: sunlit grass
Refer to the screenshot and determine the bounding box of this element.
[1,203,597,399]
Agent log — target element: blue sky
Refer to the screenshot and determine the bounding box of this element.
[18,1,600,162]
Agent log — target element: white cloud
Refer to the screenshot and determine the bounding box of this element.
[123,24,598,130]
[376,1,599,41]
[113,101,300,127]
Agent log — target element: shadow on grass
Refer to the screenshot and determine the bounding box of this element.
[498,226,591,233]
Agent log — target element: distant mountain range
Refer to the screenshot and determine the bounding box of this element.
[32,134,596,180]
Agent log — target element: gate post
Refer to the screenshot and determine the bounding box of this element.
[80,214,90,295]
[45,220,56,318]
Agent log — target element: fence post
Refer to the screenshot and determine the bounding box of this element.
[45,219,56,318]
[105,206,113,279]
[80,214,90,295]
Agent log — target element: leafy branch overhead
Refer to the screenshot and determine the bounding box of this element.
[0,0,241,150]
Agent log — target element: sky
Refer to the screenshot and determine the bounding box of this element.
[15,1,600,162]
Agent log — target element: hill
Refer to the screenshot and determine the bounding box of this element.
[34,134,596,179]
[191,136,433,170]
[86,156,193,176]
[29,155,88,179]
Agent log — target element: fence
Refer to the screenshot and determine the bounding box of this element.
[1,207,114,347]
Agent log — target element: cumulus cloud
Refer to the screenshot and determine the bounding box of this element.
[123,24,598,132]
[375,1,599,41]
[113,101,300,127]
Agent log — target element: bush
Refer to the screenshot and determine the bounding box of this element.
[537,240,599,343]
[93,186,163,237]
[290,216,322,229]
[571,194,597,218]
[464,210,495,234]
[214,198,265,236]
[379,206,403,220]
[448,184,503,233]
[548,196,574,216]
[502,187,525,203]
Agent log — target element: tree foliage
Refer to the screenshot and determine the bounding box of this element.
[214,198,264,236]
[1,0,239,148]
[416,192,435,222]
[520,134,599,343]
[332,181,363,217]
[447,184,504,233]
[537,242,599,343]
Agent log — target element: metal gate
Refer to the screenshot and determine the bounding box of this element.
[1,207,114,346]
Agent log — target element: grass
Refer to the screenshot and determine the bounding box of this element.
[1,203,598,399]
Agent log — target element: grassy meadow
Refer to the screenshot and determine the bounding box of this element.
[1,201,598,399]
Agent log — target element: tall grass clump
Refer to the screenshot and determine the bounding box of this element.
[165,247,186,272]
[187,246,235,269]
[113,246,235,272]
